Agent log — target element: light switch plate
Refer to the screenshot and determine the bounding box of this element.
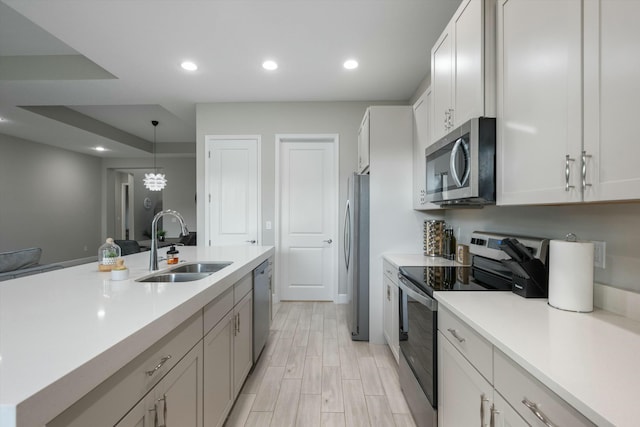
[265,221,272,230]
[593,241,606,269]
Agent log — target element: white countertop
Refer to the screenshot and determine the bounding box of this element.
[0,245,274,427]
[383,253,463,268]
[435,291,640,427]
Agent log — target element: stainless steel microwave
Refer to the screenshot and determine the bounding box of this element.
[425,117,496,206]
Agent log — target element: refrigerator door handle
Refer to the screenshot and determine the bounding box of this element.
[343,200,351,270]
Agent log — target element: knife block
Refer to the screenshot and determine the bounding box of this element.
[501,258,549,298]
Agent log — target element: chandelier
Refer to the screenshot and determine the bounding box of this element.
[144,120,167,191]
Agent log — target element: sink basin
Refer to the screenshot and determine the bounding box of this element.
[136,272,213,283]
[168,262,232,274]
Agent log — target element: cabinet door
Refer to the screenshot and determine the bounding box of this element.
[233,291,253,396]
[496,0,583,205]
[492,392,528,427]
[583,0,640,202]
[156,342,203,427]
[203,312,234,427]
[390,281,399,363]
[358,111,370,173]
[115,395,152,427]
[382,275,394,350]
[438,332,493,427]
[431,26,454,142]
[452,0,484,128]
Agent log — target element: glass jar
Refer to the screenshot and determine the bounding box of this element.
[167,245,179,265]
[98,238,121,271]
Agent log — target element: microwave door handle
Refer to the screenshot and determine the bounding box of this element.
[449,138,471,188]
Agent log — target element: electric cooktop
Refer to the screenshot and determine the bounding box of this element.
[398,265,512,298]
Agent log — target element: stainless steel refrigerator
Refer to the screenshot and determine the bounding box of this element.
[344,172,369,341]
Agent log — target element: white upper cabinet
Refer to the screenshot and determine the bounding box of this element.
[358,109,370,173]
[497,0,640,205]
[496,0,583,205]
[412,87,441,210]
[431,0,496,143]
[583,0,640,202]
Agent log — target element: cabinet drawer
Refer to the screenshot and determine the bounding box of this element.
[383,259,399,284]
[234,272,253,304]
[204,286,234,334]
[47,312,203,427]
[494,349,596,427]
[438,307,492,383]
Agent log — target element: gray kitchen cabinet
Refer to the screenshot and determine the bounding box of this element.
[114,394,151,427]
[46,313,203,427]
[491,392,528,427]
[233,290,253,397]
[203,310,234,427]
[431,0,496,143]
[497,0,640,205]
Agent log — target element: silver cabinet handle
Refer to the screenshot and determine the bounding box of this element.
[582,150,592,190]
[156,395,167,427]
[245,240,257,244]
[145,355,172,376]
[565,155,575,191]
[447,328,466,343]
[522,398,557,427]
[490,404,499,427]
[480,394,489,427]
[448,108,454,129]
[323,239,333,244]
[387,284,391,301]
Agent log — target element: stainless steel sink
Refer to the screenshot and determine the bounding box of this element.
[136,272,213,283]
[168,262,232,274]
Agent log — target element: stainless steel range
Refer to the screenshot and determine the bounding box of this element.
[397,231,549,427]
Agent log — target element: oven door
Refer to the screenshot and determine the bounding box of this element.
[398,275,438,411]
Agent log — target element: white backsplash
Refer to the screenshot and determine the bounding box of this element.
[438,202,640,294]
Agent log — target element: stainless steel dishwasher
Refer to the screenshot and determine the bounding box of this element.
[253,259,272,363]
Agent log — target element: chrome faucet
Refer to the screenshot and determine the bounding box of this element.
[149,209,189,271]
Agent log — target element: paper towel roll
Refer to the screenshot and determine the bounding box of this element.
[548,239,594,312]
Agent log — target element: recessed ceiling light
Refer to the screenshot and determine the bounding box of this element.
[344,59,359,70]
[94,146,106,152]
[0,117,6,122]
[181,61,198,71]
[262,60,278,71]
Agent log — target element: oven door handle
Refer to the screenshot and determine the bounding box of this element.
[398,275,437,311]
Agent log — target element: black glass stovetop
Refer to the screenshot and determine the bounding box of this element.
[399,265,512,298]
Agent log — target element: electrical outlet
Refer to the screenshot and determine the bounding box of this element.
[593,241,606,269]
[265,221,272,230]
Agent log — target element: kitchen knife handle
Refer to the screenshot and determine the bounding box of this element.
[565,155,575,191]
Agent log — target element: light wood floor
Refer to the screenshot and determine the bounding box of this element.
[224,301,418,427]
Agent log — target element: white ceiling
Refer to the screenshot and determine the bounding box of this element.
[0,0,461,158]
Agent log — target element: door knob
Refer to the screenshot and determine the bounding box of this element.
[245,240,256,244]
[323,239,333,244]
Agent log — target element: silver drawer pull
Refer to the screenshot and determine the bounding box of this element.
[522,398,557,427]
[447,328,466,343]
[480,394,489,427]
[145,355,172,376]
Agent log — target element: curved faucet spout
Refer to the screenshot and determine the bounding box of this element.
[150,209,189,271]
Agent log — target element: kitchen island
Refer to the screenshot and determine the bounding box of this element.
[0,245,274,427]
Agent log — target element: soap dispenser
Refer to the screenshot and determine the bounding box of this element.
[167,245,179,265]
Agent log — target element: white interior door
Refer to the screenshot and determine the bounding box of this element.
[278,136,338,301]
[206,137,259,246]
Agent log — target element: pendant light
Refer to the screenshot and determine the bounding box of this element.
[144,120,167,191]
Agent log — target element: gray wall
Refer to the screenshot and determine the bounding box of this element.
[443,203,640,293]
[0,133,102,264]
[196,101,397,295]
[102,157,197,240]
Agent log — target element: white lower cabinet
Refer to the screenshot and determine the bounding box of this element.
[233,290,253,396]
[203,312,234,427]
[438,306,596,427]
[382,259,399,363]
[438,332,493,427]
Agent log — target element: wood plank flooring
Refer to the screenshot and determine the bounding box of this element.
[224,302,417,427]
